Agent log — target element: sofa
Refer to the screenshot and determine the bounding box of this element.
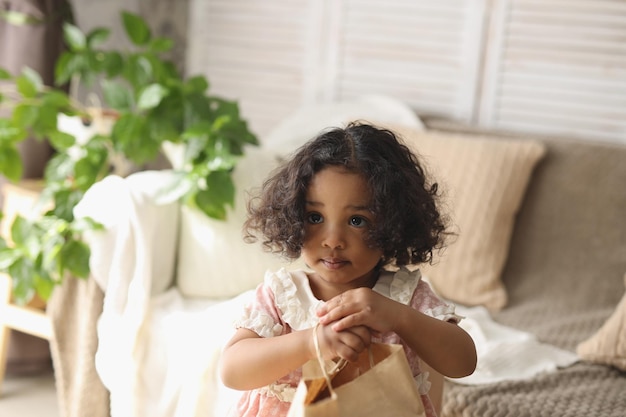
[45,99,626,417]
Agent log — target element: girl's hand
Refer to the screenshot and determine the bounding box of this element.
[316,287,403,334]
[318,288,478,379]
[314,323,371,362]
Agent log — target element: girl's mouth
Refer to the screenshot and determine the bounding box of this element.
[322,258,348,270]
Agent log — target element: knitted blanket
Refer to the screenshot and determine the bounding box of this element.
[443,363,625,417]
[443,296,626,417]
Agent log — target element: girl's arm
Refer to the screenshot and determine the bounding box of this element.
[316,287,477,378]
[220,328,313,390]
[220,324,371,390]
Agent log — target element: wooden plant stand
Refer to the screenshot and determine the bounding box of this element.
[0,273,52,395]
[0,180,52,395]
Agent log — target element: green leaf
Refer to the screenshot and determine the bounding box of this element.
[85,50,106,76]
[72,216,104,232]
[122,11,151,46]
[10,216,34,247]
[74,146,108,190]
[86,27,110,48]
[51,189,84,221]
[194,170,235,220]
[111,113,159,163]
[0,125,20,142]
[48,130,76,150]
[24,66,44,88]
[149,37,173,53]
[137,83,169,110]
[183,93,212,127]
[9,258,37,305]
[0,248,21,270]
[0,119,26,143]
[112,114,161,165]
[16,69,41,98]
[145,110,180,143]
[63,22,87,51]
[157,60,180,82]
[102,51,124,78]
[32,103,59,137]
[0,146,23,181]
[0,68,11,79]
[34,275,55,301]
[54,52,87,86]
[11,103,39,129]
[0,10,42,26]
[195,191,226,220]
[42,90,71,108]
[102,80,133,111]
[181,121,211,161]
[54,52,72,85]
[44,152,74,183]
[124,55,153,90]
[185,76,209,94]
[59,239,91,278]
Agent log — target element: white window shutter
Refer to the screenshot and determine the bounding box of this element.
[478,0,626,143]
[187,0,488,136]
[187,0,625,143]
[186,0,320,136]
[332,0,488,122]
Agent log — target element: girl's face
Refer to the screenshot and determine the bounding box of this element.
[301,166,383,299]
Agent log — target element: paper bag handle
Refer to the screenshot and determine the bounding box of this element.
[312,323,375,397]
[313,323,343,397]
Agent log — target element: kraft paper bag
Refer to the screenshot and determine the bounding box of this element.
[287,342,426,417]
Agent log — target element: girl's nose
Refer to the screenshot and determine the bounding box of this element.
[322,225,345,249]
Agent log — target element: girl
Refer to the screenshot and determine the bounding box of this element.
[220,122,477,417]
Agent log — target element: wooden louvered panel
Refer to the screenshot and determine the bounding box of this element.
[186,0,314,136]
[336,0,487,121]
[479,0,626,143]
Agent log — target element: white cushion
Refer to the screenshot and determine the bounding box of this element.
[264,94,425,154]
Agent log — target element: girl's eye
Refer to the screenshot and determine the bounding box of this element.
[307,213,323,224]
[349,216,367,228]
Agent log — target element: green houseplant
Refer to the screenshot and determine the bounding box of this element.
[0,11,258,303]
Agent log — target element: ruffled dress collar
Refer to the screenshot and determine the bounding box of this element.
[269,266,422,331]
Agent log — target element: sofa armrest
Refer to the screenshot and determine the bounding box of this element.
[74,170,180,296]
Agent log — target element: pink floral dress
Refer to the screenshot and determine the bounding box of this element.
[230,267,460,417]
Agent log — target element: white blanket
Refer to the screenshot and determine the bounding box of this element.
[74,170,252,417]
[145,289,250,417]
[451,305,579,385]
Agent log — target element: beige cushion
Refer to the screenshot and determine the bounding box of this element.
[576,274,626,371]
[176,147,303,298]
[390,126,546,311]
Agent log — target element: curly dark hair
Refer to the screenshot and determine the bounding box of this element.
[244,121,449,267]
